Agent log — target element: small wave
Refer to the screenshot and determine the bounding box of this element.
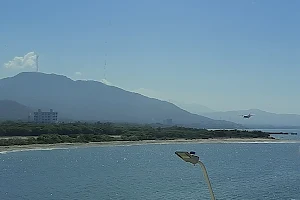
[221,141,300,144]
[0,147,70,154]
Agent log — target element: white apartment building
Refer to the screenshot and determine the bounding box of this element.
[34,109,58,124]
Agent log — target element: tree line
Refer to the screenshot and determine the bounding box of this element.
[0,121,271,146]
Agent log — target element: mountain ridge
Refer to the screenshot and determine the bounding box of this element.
[202,109,300,127]
[0,72,242,128]
[0,100,33,121]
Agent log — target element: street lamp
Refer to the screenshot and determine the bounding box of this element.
[175,151,216,200]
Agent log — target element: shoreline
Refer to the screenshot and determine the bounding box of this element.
[1,138,299,154]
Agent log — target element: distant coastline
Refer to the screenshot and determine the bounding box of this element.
[2,138,299,154]
[1,121,296,154]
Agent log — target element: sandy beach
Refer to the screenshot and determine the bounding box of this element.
[1,138,299,154]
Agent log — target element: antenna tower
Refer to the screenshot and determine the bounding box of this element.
[104,58,107,79]
[103,20,111,80]
[36,54,39,72]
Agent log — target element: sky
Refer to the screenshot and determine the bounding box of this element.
[1,0,300,114]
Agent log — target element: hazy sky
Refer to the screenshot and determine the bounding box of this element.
[1,0,300,114]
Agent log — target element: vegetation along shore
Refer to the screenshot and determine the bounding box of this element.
[0,121,285,147]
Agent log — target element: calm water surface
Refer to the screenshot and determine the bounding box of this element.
[1,141,300,199]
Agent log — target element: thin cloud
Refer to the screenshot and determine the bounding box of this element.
[4,52,37,70]
[75,76,113,86]
[132,88,166,100]
[100,79,113,86]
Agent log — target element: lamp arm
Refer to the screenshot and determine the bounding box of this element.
[198,161,216,200]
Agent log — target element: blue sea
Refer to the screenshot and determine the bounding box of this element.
[0,130,299,200]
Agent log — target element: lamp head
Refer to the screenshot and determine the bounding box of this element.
[175,151,199,165]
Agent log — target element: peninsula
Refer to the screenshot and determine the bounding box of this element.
[0,122,279,147]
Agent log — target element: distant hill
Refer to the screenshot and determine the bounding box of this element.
[202,109,300,128]
[0,72,242,128]
[0,100,32,121]
[169,100,215,114]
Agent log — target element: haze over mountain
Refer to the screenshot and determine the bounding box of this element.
[202,109,300,128]
[0,72,241,128]
[169,100,215,114]
[0,100,32,121]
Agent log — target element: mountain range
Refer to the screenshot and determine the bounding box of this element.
[0,100,33,121]
[202,109,300,128]
[0,72,241,128]
[169,100,215,114]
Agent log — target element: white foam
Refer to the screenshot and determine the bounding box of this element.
[0,147,70,154]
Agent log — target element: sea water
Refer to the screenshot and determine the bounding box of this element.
[1,140,300,200]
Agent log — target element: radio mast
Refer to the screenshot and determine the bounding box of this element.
[36,54,39,72]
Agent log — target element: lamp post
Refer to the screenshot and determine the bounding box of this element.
[175,151,216,200]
